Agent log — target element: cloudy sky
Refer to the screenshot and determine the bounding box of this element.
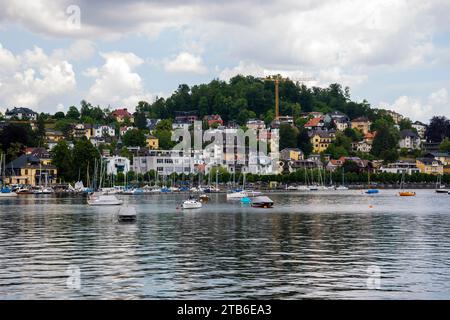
[0,0,450,122]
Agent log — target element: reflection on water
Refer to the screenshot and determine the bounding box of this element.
[0,190,449,299]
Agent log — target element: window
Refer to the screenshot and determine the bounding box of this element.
[157,159,163,163]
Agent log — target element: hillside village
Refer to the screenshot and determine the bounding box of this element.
[1,77,450,189]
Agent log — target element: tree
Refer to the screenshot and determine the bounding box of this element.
[398,118,413,131]
[72,138,100,184]
[122,129,146,147]
[279,124,299,150]
[372,121,400,162]
[54,111,65,120]
[0,123,36,160]
[134,111,147,130]
[297,129,313,156]
[342,160,360,173]
[55,118,76,138]
[51,140,74,181]
[440,138,450,152]
[344,127,363,142]
[36,114,46,144]
[426,116,449,142]
[66,106,80,120]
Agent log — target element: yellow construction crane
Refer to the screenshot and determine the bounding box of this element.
[259,75,315,119]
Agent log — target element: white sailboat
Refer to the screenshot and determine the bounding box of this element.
[336,169,349,190]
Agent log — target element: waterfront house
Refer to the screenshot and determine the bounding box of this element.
[422,152,450,166]
[112,108,134,123]
[280,148,304,161]
[326,159,344,171]
[416,157,444,175]
[4,154,57,186]
[5,107,38,121]
[105,156,131,175]
[351,117,372,135]
[379,161,420,175]
[146,135,159,150]
[399,129,421,150]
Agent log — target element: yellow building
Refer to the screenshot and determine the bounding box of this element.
[146,135,159,150]
[351,117,372,135]
[72,124,92,139]
[45,129,64,142]
[280,148,304,161]
[309,131,334,153]
[5,154,57,186]
[416,158,444,175]
[444,165,450,175]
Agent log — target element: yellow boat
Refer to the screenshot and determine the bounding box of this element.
[399,191,416,197]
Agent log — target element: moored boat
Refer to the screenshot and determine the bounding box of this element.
[0,187,17,197]
[250,196,274,208]
[182,199,202,209]
[399,191,416,197]
[117,206,137,222]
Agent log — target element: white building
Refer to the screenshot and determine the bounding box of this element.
[246,119,266,130]
[412,121,427,139]
[399,129,421,150]
[379,162,420,175]
[105,156,131,175]
[93,125,115,138]
[132,150,198,176]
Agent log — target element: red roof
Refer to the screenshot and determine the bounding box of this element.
[364,131,376,140]
[304,117,323,128]
[112,108,132,117]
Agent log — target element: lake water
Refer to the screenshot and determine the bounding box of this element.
[0,189,449,299]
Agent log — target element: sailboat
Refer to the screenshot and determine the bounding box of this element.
[398,171,416,196]
[0,154,17,198]
[435,175,448,193]
[336,169,349,190]
[365,169,379,194]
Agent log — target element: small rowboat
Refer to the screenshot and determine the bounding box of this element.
[399,191,416,197]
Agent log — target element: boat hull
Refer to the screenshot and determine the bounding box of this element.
[399,192,416,197]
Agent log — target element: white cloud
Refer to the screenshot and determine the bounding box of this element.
[164,52,208,74]
[380,88,450,122]
[85,51,153,110]
[0,43,76,109]
[52,39,96,61]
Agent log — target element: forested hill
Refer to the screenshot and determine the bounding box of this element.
[135,75,380,126]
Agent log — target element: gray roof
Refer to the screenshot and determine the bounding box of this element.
[5,107,37,116]
[400,129,419,138]
[6,154,40,169]
[417,157,443,165]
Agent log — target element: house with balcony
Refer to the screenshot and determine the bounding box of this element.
[5,107,38,121]
[379,161,420,175]
[399,129,421,150]
[351,117,372,135]
[416,157,444,175]
[92,124,115,138]
[4,154,57,186]
[309,130,335,153]
[112,108,134,123]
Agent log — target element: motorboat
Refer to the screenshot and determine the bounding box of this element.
[399,191,416,197]
[250,196,274,208]
[199,194,209,203]
[87,193,123,206]
[435,188,448,194]
[42,187,54,194]
[365,189,379,194]
[308,185,319,191]
[117,206,137,222]
[0,187,17,198]
[182,199,202,209]
[16,187,34,195]
[240,197,252,205]
[286,185,298,190]
[296,185,309,191]
[336,185,349,190]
